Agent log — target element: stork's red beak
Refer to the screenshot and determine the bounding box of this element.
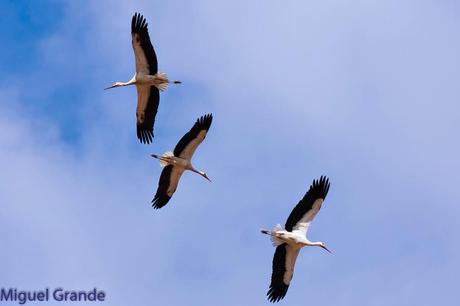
[203,173,212,182]
[104,84,116,90]
[320,244,332,253]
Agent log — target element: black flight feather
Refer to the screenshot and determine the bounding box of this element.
[267,244,290,303]
[131,12,158,74]
[152,165,173,209]
[173,114,213,157]
[136,87,159,144]
[285,176,330,232]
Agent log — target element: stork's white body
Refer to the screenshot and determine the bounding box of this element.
[262,225,326,255]
[122,71,171,92]
[272,229,312,246]
[156,153,198,173]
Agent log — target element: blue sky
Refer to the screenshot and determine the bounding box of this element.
[1,0,459,305]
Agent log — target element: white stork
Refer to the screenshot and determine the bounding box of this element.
[261,176,332,303]
[105,12,181,144]
[150,114,213,209]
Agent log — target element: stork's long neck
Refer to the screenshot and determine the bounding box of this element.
[125,76,137,86]
[188,165,210,182]
[306,241,332,253]
[117,76,136,87]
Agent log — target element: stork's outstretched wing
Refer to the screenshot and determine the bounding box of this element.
[136,86,159,144]
[152,165,185,209]
[131,13,160,144]
[131,13,158,75]
[284,176,330,235]
[267,243,300,303]
[173,114,213,160]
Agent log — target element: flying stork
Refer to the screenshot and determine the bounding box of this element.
[261,176,332,303]
[150,114,213,209]
[105,12,181,144]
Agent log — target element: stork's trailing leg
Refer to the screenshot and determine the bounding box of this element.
[261,225,285,246]
[151,152,175,167]
[151,72,182,91]
[260,229,272,235]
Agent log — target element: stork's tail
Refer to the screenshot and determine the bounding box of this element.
[151,151,174,167]
[154,72,181,92]
[155,72,169,91]
[159,151,174,167]
[261,224,285,247]
[271,224,285,246]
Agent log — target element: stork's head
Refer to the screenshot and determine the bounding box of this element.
[318,242,332,253]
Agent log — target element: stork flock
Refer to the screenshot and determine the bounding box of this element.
[105,13,334,303]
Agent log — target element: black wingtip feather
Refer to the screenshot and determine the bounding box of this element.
[137,128,154,144]
[131,12,148,33]
[196,113,213,131]
[131,13,158,75]
[311,175,330,199]
[267,284,289,303]
[173,113,213,157]
[151,195,171,209]
[267,244,290,303]
[284,175,331,232]
[151,165,173,210]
